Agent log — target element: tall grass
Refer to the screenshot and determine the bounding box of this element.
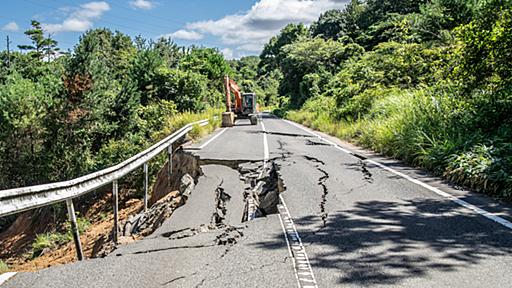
[286,87,512,200]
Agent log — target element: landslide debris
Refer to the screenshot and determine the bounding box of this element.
[119,151,203,239]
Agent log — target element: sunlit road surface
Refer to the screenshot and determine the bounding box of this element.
[3,113,512,288]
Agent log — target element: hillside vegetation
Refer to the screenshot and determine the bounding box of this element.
[248,0,512,199]
[0,23,231,191]
[0,22,227,264]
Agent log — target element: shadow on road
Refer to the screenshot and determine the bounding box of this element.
[250,198,512,285]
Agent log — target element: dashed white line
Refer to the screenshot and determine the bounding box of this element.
[283,119,512,230]
[0,272,17,286]
[198,128,228,149]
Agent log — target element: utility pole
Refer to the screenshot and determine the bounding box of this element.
[6,35,11,68]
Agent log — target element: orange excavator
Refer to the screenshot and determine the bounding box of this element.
[221,75,259,127]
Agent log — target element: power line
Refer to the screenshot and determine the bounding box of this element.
[20,0,165,36]
[47,0,182,31]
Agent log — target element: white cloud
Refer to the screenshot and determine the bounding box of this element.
[2,21,19,32]
[184,0,349,54]
[163,29,204,41]
[43,1,110,33]
[221,48,234,60]
[130,0,155,10]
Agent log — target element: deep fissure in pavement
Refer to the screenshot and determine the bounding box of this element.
[318,167,330,227]
[302,155,331,227]
[239,161,286,221]
[211,181,231,226]
[143,153,286,260]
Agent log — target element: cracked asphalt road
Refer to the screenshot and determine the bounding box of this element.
[4,114,512,288]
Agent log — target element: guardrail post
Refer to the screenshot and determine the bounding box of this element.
[66,199,84,261]
[143,162,149,211]
[167,145,172,187]
[112,180,119,244]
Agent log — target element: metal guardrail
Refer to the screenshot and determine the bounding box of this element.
[0,118,210,260]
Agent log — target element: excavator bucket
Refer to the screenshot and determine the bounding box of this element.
[222,112,235,127]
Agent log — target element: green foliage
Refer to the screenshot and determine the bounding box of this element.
[279,38,364,106]
[457,4,512,89]
[310,9,346,40]
[17,20,60,61]
[32,233,68,257]
[180,47,232,97]
[0,73,56,188]
[0,24,233,192]
[0,260,8,274]
[269,0,512,199]
[259,23,309,73]
[32,216,90,258]
[229,56,282,107]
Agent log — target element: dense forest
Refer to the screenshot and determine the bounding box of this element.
[241,0,511,199]
[0,21,236,191]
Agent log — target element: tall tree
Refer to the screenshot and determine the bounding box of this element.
[310,9,346,40]
[18,20,59,60]
[259,23,308,73]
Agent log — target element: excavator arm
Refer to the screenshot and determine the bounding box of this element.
[224,76,243,112]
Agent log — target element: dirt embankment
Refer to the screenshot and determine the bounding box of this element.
[0,149,201,272]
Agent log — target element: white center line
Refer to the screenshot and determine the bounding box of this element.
[198,128,228,149]
[262,116,318,288]
[284,119,512,230]
[261,120,269,162]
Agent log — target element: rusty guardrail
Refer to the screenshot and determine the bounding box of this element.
[0,119,210,260]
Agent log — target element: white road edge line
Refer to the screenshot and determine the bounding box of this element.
[283,119,512,230]
[0,272,17,286]
[262,116,318,287]
[198,128,228,149]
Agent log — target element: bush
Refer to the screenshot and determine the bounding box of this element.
[32,233,68,257]
[32,216,91,258]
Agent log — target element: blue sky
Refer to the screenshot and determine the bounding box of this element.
[0,0,348,59]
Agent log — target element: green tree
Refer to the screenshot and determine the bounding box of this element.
[457,2,512,89]
[0,73,58,188]
[279,38,364,106]
[259,23,308,73]
[180,47,231,103]
[18,20,59,60]
[310,9,346,40]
